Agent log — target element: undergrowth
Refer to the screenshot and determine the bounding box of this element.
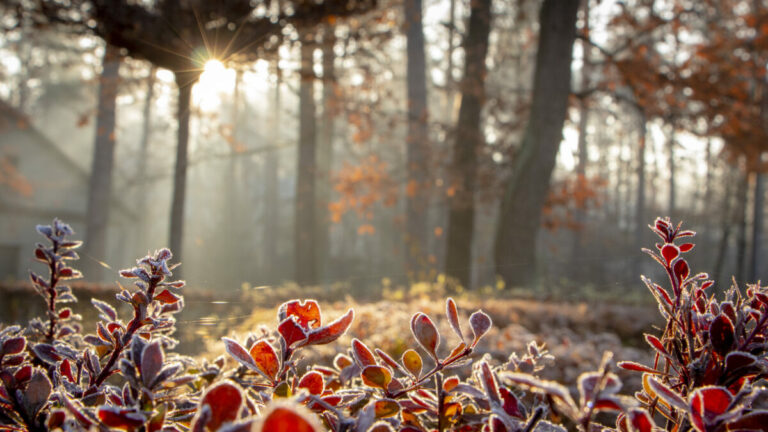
[0,217,766,431]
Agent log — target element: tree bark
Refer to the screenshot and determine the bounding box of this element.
[736,167,749,283]
[84,44,120,281]
[749,170,764,281]
[263,64,281,283]
[295,37,318,285]
[444,0,493,289]
[136,66,156,234]
[494,0,578,288]
[571,0,591,274]
[404,0,430,278]
[668,122,676,218]
[317,29,336,280]
[634,110,647,252]
[169,71,198,272]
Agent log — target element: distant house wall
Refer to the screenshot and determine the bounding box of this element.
[0,102,136,282]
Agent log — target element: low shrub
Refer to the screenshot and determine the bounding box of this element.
[0,217,766,431]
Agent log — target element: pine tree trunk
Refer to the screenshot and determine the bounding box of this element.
[84,44,120,281]
[444,0,493,289]
[494,0,578,288]
[295,37,318,285]
[404,0,430,278]
[169,71,198,272]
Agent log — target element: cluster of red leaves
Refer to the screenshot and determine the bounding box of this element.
[2,218,768,432]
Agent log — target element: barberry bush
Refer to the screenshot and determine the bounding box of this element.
[0,217,767,431]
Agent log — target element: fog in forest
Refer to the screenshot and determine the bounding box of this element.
[1,0,766,301]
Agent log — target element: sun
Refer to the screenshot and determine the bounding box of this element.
[193,59,236,112]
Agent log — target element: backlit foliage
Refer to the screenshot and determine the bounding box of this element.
[1,218,767,431]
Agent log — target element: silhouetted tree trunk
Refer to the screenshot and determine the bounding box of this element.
[571,0,590,274]
[749,170,764,281]
[714,166,737,288]
[169,71,198,271]
[404,0,430,277]
[317,29,336,280]
[494,0,578,288]
[84,44,120,280]
[295,37,318,285]
[635,110,647,253]
[263,64,281,283]
[136,66,156,234]
[736,167,749,283]
[668,122,676,218]
[444,0,492,289]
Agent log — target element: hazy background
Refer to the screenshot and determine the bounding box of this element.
[0,0,764,301]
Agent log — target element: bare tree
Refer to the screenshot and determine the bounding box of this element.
[444,0,492,289]
[495,0,579,288]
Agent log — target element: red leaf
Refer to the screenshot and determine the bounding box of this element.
[499,387,523,418]
[469,310,492,347]
[361,365,393,389]
[618,361,659,374]
[14,365,32,383]
[298,371,324,395]
[249,340,280,381]
[2,337,26,355]
[257,403,319,432]
[679,243,694,252]
[445,298,465,342]
[690,386,732,424]
[223,337,259,371]
[373,399,400,418]
[661,244,679,265]
[627,408,656,432]
[352,339,377,367]
[709,314,735,357]
[154,289,180,304]
[198,380,243,430]
[278,318,308,347]
[304,308,354,346]
[726,410,768,431]
[278,300,322,329]
[674,259,690,282]
[480,362,500,404]
[59,359,75,383]
[410,313,440,359]
[646,377,688,412]
[98,406,145,430]
[141,341,164,388]
[645,334,668,356]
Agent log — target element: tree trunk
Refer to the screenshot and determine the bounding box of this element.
[295,37,318,285]
[169,71,198,272]
[668,123,676,218]
[136,66,156,234]
[749,170,764,281]
[714,166,736,289]
[444,0,493,289]
[736,167,749,283]
[494,0,578,288]
[571,0,591,274]
[404,0,430,278]
[84,44,120,281]
[317,29,336,281]
[634,110,647,250]
[263,65,281,283]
